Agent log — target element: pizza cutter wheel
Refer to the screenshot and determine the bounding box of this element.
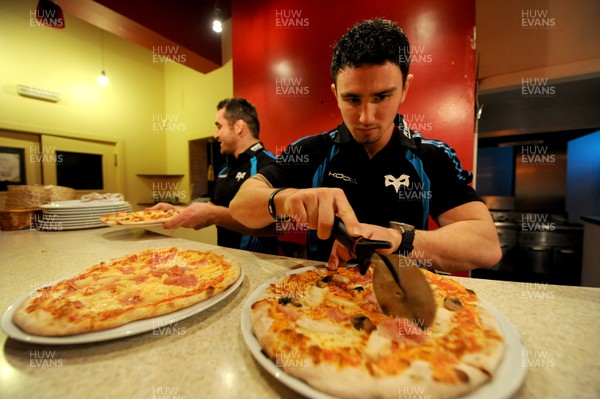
[332,217,436,329]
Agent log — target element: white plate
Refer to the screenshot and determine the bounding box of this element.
[40,200,131,210]
[2,269,244,345]
[241,266,527,399]
[41,207,132,216]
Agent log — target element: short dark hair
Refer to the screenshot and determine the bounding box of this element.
[330,19,410,84]
[216,98,260,138]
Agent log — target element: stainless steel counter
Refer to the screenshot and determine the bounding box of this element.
[1,227,599,399]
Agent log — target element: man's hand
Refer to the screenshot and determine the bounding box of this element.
[147,202,179,212]
[327,223,402,270]
[280,187,362,241]
[147,202,213,230]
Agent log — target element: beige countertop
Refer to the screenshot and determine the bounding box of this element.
[0,227,599,399]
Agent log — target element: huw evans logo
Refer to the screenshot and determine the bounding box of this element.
[275,77,310,97]
[152,386,186,399]
[152,181,187,203]
[398,182,433,202]
[275,10,309,29]
[152,114,187,132]
[152,45,187,63]
[29,350,63,367]
[29,145,63,165]
[404,114,433,133]
[29,10,64,28]
[520,146,556,165]
[521,9,556,29]
[276,146,309,165]
[275,350,309,368]
[522,349,556,368]
[521,78,556,98]
[521,213,555,233]
[399,45,433,65]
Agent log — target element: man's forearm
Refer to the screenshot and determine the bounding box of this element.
[209,203,277,236]
[230,175,277,228]
[409,202,502,272]
[411,221,502,272]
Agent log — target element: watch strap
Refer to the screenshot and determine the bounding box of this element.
[398,229,415,256]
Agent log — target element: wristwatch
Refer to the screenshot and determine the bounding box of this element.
[389,221,415,256]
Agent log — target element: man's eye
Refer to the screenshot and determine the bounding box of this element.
[344,97,360,105]
[374,94,389,102]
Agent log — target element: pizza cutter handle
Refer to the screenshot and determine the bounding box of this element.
[332,217,392,275]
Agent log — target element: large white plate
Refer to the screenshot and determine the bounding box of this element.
[2,269,244,345]
[40,208,132,217]
[241,266,527,399]
[42,206,131,214]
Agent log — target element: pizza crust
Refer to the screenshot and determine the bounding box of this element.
[283,358,490,399]
[461,304,505,375]
[99,210,179,226]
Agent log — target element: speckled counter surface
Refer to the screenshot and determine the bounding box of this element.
[0,227,599,399]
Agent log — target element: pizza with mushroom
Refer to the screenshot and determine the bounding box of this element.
[249,266,504,399]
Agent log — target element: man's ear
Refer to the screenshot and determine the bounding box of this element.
[400,74,414,104]
[234,120,244,134]
[330,83,337,98]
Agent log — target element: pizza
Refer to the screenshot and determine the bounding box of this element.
[99,209,179,225]
[250,266,504,399]
[12,247,240,336]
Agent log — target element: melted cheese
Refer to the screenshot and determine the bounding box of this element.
[365,330,392,358]
[32,248,236,317]
[304,285,325,307]
[295,317,362,348]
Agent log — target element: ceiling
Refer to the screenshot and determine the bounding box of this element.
[59,0,232,74]
[54,0,598,137]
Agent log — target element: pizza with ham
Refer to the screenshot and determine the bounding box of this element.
[13,247,240,336]
[99,209,179,225]
[250,266,504,399]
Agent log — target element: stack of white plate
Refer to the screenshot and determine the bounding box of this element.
[37,200,132,231]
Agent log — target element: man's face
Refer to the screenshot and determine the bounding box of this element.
[331,62,413,154]
[214,108,238,155]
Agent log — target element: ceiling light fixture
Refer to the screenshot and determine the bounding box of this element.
[212,3,223,33]
[98,71,108,86]
[36,0,65,29]
[98,30,108,86]
[212,18,223,33]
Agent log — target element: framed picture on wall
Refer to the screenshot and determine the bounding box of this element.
[0,146,26,191]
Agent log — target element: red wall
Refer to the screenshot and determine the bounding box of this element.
[231,0,476,172]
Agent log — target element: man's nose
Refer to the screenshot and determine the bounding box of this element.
[359,103,375,125]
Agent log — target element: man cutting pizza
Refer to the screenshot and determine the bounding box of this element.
[230,19,501,272]
[151,98,279,255]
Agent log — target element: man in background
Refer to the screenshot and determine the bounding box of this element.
[151,98,279,254]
